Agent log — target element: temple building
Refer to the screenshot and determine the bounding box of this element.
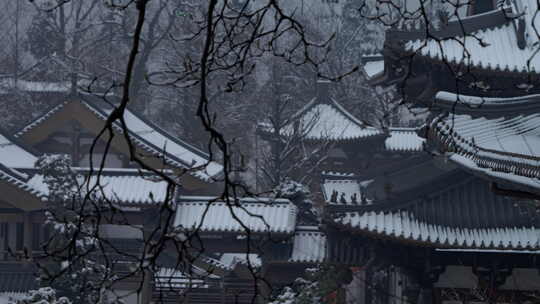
[0,93,229,303]
[2,1,540,303]
[340,0,540,302]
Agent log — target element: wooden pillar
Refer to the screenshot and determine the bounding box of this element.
[257,262,272,304]
[70,122,81,166]
[140,269,153,304]
[141,208,156,304]
[7,222,16,254]
[417,285,433,304]
[417,250,444,304]
[140,208,155,304]
[220,277,226,304]
[140,205,174,304]
[23,212,32,259]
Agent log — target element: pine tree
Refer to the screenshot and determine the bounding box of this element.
[35,154,116,304]
[15,287,72,304]
[270,265,353,304]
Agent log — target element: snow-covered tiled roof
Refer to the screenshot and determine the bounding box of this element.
[404,3,540,73]
[385,128,425,152]
[0,78,71,93]
[15,102,66,138]
[27,168,170,205]
[429,111,540,188]
[297,99,381,141]
[262,97,382,141]
[0,133,37,169]
[290,226,327,263]
[0,131,42,200]
[0,292,28,304]
[16,99,223,182]
[85,102,222,181]
[363,60,385,79]
[220,254,261,268]
[336,211,540,250]
[174,197,297,234]
[0,264,38,293]
[434,91,540,113]
[0,164,44,201]
[322,173,363,205]
[406,23,538,73]
[450,154,540,194]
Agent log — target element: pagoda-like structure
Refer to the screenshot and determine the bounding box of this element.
[321,0,540,303]
[0,92,236,303]
[0,91,325,304]
[363,0,540,197]
[252,1,540,302]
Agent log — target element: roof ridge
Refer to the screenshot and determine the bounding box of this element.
[388,126,420,132]
[434,91,540,116]
[0,129,39,160]
[322,171,356,176]
[387,7,514,42]
[80,100,222,181]
[15,97,221,182]
[81,98,212,162]
[15,101,68,138]
[329,98,378,130]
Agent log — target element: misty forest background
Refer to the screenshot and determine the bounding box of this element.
[0,0,446,190]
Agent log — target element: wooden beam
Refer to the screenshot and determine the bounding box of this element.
[491,182,540,201]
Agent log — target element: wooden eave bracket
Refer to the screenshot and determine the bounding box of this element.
[490,182,540,201]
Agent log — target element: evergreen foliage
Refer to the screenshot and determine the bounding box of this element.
[270,265,353,304]
[35,154,117,304]
[15,287,72,304]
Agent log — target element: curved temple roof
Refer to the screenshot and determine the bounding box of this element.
[0,132,44,203]
[328,169,540,250]
[337,210,540,250]
[365,1,540,83]
[27,168,171,206]
[290,226,327,263]
[0,163,44,202]
[429,111,540,192]
[385,128,425,152]
[260,97,382,142]
[434,92,540,115]
[174,196,297,234]
[402,2,540,74]
[0,133,37,169]
[15,98,222,182]
[86,102,222,180]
